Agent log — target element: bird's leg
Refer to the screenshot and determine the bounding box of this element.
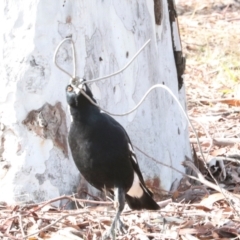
[103,188,126,239]
[112,187,126,233]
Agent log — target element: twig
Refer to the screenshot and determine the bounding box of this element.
[210,156,240,163]
[28,195,72,213]
[227,17,240,22]
[133,145,218,195]
[205,69,220,75]
[189,118,213,155]
[18,214,25,238]
[190,137,240,146]
[72,197,112,205]
[84,39,151,84]
[24,210,90,239]
[182,40,206,47]
[29,195,112,214]
[206,110,240,117]
[71,193,80,209]
[54,37,150,83]
[133,145,187,176]
[1,195,113,228]
[182,159,240,215]
[80,190,104,201]
[226,154,240,160]
[80,83,191,118]
[157,199,172,208]
[194,98,240,104]
[54,37,76,79]
[182,160,222,193]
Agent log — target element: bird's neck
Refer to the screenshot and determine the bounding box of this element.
[69,103,100,123]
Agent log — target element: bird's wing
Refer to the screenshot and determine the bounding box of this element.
[126,138,154,197]
[102,112,153,197]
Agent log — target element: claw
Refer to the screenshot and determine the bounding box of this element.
[102,218,127,239]
[116,218,127,234]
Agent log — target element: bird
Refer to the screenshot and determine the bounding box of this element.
[65,81,160,238]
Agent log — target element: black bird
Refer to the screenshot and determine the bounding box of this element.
[66,82,159,237]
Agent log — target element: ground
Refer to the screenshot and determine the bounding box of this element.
[1,1,240,239]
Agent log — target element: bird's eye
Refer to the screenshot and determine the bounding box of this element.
[67,85,73,92]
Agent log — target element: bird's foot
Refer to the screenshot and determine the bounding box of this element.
[102,218,127,240]
[115,218,127,234]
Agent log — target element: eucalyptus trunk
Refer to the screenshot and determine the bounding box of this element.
[0,0,190,204]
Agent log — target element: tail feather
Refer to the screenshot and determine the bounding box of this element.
[125,187,160,210]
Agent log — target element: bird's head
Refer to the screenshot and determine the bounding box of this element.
[65,79,96,108]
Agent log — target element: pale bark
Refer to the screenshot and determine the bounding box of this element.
[0,0,190,204]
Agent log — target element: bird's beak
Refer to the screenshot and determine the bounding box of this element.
[72,85,81,95]
[70,77,84,96]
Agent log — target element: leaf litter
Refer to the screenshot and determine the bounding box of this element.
[1,1,240,239]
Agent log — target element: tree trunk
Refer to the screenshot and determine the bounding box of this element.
[0,0,190,204]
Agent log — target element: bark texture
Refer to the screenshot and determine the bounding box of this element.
[0,0,190,204]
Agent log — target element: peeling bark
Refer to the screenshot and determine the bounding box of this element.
[22,102,68,157]
[154,0,162,25]
[1,0,191,203]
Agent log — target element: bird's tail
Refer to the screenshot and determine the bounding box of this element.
[125,184,160,210]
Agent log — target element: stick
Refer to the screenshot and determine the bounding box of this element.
[54,38,151,84]
[53,37,76,79]
[182,160,240,212]
[24,210,90,239]
[18,214,25,238]
[190,137,240,146]
[29,195,112,214]
[84,39,151,84]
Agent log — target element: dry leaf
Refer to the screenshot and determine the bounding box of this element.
[211,147,226,156]
[220,99,240,107]
[201,192,240,209]
[41,205,58,212]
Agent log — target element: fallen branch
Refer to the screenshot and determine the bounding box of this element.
[227,17,240,22]
[193,98,240,107]
[190,137,240,146]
